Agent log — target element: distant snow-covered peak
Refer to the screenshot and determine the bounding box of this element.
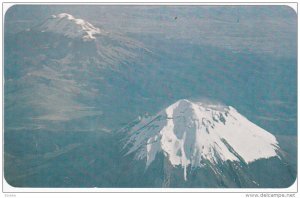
[36,13,101,41]
[124,99,280,180]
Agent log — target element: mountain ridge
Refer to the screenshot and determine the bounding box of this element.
[31,13,101,41]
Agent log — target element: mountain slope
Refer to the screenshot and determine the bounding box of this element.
[4,13,150,132]
[120,99,295,187]
[124,99,280,180]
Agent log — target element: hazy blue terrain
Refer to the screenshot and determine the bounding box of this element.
[4,5,297,188]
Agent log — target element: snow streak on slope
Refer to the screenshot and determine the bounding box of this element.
[124,99,280,180]
[35,13,101,41]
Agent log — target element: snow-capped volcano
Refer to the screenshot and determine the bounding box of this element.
[34,13,101,41]
[124,99,280,180]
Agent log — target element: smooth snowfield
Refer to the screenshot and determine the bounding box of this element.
[35,13,101,41]
[125,99,279,180]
